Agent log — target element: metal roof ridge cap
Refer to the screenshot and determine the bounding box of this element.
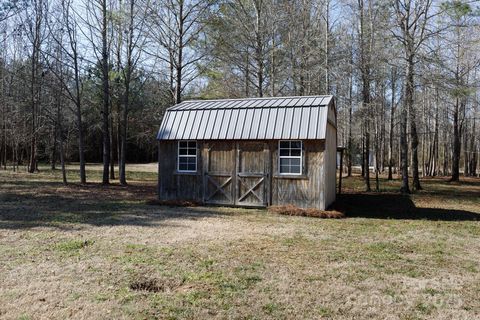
[165,95,334,111]
[180,95,333,103]
[166,104,330,111]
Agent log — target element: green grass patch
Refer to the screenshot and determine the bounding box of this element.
[54,239,95,252]
[415,301,436,315]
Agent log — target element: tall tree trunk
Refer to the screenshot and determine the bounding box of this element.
[469,113,477,176]
[347,65,353,177]
[169,49,175,102]
[450,21,464,182]
[463,120,469,176]
[358,0,371,191]
[119,0,135,186]
[324,0,330,94]
[175,1,184,103]
[374,96,380,191]
[421,91,427,177]
[451,97,461,181]
[361,124,365,177]
[254,0,263,97]
[110,105,115,180]
[28,1,42,173]
[117,112,121,172]
[13,143,16,172]
[410,105,421,189]
[2,102,7,170]
[380,83,386,173]
[75,101,86,183]
[59,135,67,185]
[245,50,249,97]
[119,83,129,185]
[431,87,439,176]
[73,47,86,184]
[400,58,411,193]
[270,33,275,96]
[0,65,6,170]
[363,93,371,192]
[388,67,396,180]
[101,0,111,184]
[57,97,67,185]
[50,124,57,170]
[405,53,421,190]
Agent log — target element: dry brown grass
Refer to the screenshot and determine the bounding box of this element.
[0,168,479,320]
[268,204,345,218]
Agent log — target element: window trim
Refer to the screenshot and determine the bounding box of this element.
[177,140,197,173]
[278,140,303,176]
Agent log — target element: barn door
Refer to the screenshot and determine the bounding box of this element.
[235,142,268,207]
[204,142,235,205]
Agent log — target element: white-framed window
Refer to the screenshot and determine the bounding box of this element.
[278,140,303,175]
[177,141,197,172]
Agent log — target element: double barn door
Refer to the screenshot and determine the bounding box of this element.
[204,142,269,207]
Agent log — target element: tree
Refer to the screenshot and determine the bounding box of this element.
[441,0,478,181]
[84,0,112,184]
[117,0,147,185]
[201,0,277,98]
[388,66,397,180]
[356,0,373,191]
[46,0,87,183]
[43,34,68,183]
[392,0,437,192]
[146,0,213,103]
[21,0,48,173]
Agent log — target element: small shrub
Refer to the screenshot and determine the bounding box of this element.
[268,205,345,219]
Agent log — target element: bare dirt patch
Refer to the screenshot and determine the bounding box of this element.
[129,277,181,293]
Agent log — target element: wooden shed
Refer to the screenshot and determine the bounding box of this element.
[157,95,337,210]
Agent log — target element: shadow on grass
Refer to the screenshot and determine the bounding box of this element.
[0,182,231,230]
[2,175,479,229]
[338,193,480,221]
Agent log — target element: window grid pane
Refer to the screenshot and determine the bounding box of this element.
[279,140,303,175]
[178,141,197,172]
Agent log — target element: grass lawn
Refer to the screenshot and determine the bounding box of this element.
[0,164,479,319]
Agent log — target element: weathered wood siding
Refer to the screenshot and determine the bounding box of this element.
[204,141,235,204]
[158,141,203,201]
[270,140,324,209]
[158,139,332,209]
[237,142,268,206]
[324,123,337,209]
[327,101,336,125]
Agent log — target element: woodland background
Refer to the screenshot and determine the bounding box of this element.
[0,0,478,192]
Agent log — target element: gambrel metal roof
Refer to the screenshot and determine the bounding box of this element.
[157,95,334,140]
